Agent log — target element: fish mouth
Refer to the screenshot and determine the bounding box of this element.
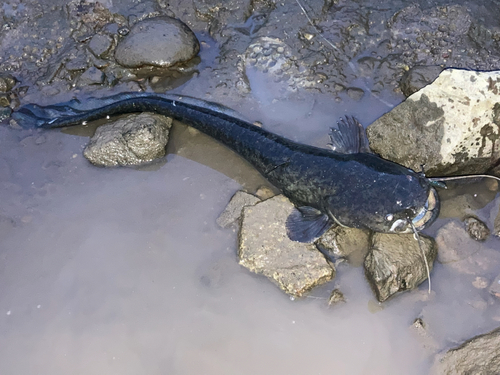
[411,187,440,231]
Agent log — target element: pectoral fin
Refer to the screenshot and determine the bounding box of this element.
[286,206,333,243]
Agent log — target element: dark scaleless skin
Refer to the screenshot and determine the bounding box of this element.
[13,92,439,234]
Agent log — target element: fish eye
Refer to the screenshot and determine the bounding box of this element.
[385,214,394,221]
[389,219,408,232]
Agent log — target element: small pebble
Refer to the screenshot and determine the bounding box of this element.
[464,216,490,241]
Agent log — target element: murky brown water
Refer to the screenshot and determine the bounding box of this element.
[3,81,500,374]
[2,0,500,373]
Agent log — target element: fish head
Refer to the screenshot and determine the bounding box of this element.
[325,173,440,234]
[383,185,440,233]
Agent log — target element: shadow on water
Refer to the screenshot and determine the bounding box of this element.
[62,118,275,193]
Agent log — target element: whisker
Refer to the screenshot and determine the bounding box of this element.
[429,174,500,184]
[409,220,431,294]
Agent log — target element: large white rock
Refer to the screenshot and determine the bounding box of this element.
[367,69,500,176]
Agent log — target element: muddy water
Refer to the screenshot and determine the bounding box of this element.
[1,5,500,375]
[3,80,500,374]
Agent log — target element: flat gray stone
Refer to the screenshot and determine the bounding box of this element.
[216,191,261,228]
[83,113,172,167]
[238,195,335,297]
[431,326,500,374]
[114,16,200,68]
[88,34,113,57]
[364,232,437,302]
[78,67,105,86]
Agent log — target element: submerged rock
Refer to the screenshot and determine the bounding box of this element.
[364,232,437,302]
[489,274,500,299]
[317,226,371,260]
[328,289,345,306]
[463,216,490,241]
[399,65,444,97]
[367,69,500,176]
[435,221,493,275]
[431,326,500,374]
[495,208,500,237]
[114,16,200,68]
[410,318,439,352]
[83,113,172,167]
[78,67,105,86]
[238,195,335,297]
[216,191,261,228]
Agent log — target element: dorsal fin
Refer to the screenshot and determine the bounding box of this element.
[328,116,370,154]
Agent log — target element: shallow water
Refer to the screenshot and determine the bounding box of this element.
[2,4,500,374]
[3,79,500,374]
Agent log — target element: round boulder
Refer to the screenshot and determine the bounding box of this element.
[114,16,200,68]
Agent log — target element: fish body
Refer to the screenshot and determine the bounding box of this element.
[12,93,440,242]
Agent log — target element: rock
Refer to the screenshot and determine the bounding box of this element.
[410,318,439,352]
[0,74,16,92]
[364,232,437,302]
[114,16,200,68]
[0,95,10,107]
[472,276,489,289]
[367,69,500,176]
[65,53,89,72]
[463,216,490,241]
[495,208,500,237]
[436,221,481,266]
[216,191,261,228]
[254,186,275,200]
[238,195,335,298]
[489,274,500,299]
[400,65,444,97]
[436,221,500,275]
[346,87,364,101]
[78,67,105,86]
[317,226,371,259]
[0,107,12,121]
[88,34,113,57]
[431,326,500,374]
[439,192,493,219]
[328,289,345,306]
[83,113,172,167]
